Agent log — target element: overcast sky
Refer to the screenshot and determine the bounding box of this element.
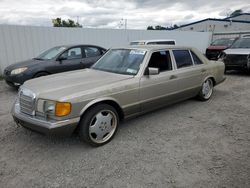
[0,0,249,29]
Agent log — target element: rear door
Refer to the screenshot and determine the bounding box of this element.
[82,46,104,68]
[170,49,205,98]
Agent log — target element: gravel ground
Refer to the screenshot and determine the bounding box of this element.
[0,72,250,188]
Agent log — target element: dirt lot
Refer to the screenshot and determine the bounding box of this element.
[0,72,250,188]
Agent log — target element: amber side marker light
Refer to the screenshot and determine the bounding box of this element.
[55,102,71,117]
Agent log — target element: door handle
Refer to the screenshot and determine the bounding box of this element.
[170,75,178,80]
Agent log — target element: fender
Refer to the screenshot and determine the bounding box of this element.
[79,97,123,116]
[202,75,216,86]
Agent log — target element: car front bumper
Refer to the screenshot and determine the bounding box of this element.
[12,102,80,136]
[223,55,250,71]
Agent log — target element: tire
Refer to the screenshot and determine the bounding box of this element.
[79,104,119,147]
[198,78,214,101]
[33,72,49,78]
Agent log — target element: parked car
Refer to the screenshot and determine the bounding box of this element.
[130,39,176,45]
[206,38,236,60]
[3,45,106,87]
[12,45,225,146]
[219,36,250,72]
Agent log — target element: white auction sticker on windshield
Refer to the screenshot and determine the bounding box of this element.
[130,50,146,55]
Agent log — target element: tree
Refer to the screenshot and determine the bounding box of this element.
[230,9,243,17]
[147,26,154,30]
[147,24,179,30]
[52,17,82,27]
[172,24,179,29]
[155,25,166,30]
[147,25,166,30]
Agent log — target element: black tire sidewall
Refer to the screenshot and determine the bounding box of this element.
[78,104,119,147]
[198,78,213,101]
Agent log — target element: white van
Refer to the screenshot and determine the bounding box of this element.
[130,39,176,45]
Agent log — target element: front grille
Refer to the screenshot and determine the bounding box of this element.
[19,89,36,116]
[224,55,248,65]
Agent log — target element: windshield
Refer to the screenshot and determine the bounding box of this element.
[36,46,66,60]
[231,38,250,49]
[92,49,146,75]
[211,38,235,46]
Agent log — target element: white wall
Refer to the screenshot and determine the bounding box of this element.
[0,25,212,74]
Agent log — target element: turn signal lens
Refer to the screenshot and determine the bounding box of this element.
[55,102,71,117]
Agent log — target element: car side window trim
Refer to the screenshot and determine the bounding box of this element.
[146,50,174,74]
[59,46,83,60]
[84,46,102,58]
[172,49,195,70]
[190,50,204,66]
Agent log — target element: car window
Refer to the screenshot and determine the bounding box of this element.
[173,50,193,69]
[60,47,82,60]
[191,51,203,65]
[231,38,250,48]
[92,49,146,75]
[147,41,175,45]
[85,47,101,58]
[148,51,172,72]
[36,46,66,60]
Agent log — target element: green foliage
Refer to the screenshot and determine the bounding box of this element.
[52,17,82,27]
[147,24,179,30]
[147,26,154,30]
[230,9,243,17]
[0,75,3,80]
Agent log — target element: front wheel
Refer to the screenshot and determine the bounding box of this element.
[198,78,214,101]
[79,104,119,147]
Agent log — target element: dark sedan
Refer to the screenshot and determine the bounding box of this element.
[3,45,106,87]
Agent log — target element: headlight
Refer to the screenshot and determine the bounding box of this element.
[37,99,71,117]
[218,52,227,60]
[11,67,28,75]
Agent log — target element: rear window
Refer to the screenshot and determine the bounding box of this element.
[173,50,193,68]
[147,41,175,45]
[191,51,203,65]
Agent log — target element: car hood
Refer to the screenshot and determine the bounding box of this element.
[224,48,250,55]
[23,69,134,101]
[5,59,45,70]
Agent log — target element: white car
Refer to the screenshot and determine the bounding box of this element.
[130,39,176,45]
[219,36,250,72]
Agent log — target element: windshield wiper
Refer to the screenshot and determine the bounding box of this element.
[33,58,44,60]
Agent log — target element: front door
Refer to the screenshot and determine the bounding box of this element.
[139,50,180,113]
[53,47,85,73]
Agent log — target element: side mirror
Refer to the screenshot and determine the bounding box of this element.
[145,67,159,75]
[58,56,67,61]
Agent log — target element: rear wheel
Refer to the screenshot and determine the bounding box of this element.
[198,78,214,101]
[79,104,119,146]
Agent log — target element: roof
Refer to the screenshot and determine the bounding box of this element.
[130,39,176,43]
[224,13,250,20]
[172,13,250,30]
[112,45,195,51]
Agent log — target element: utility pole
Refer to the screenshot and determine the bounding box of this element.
[119,18,127,30]
[124,19,127,30]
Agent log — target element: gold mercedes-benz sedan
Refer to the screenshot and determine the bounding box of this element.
[12,45,225,146]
